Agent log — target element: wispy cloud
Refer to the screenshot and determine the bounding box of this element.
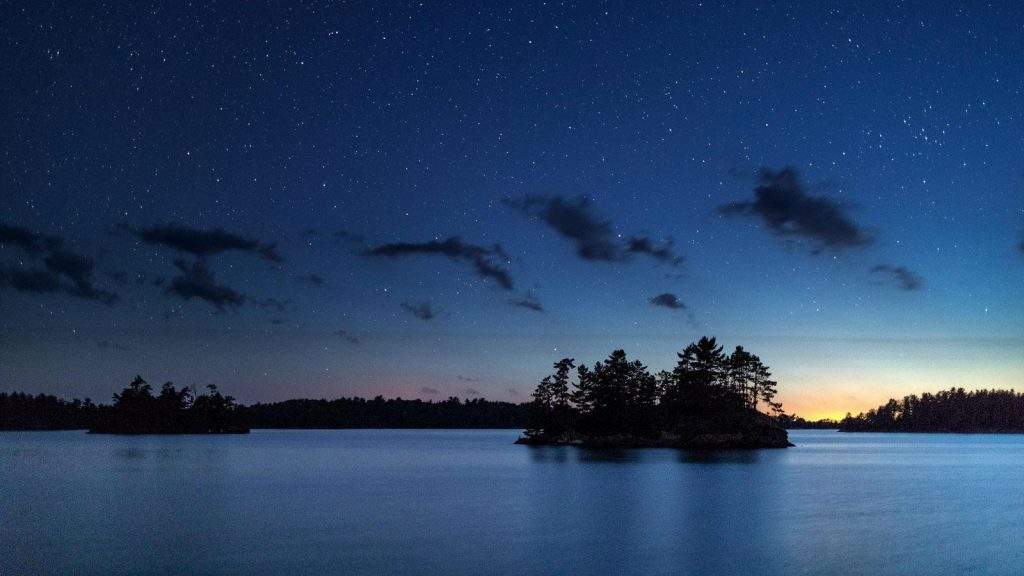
[871,264,924,291]
[504,196,682,265]
[509,293,544,313]
[367,237,513,290]
[303,273,326,287]
[333,329,360,344]
[167,259,245,309]
[402,301,436,321]
[625,236,683,265]
[128,225,283,262]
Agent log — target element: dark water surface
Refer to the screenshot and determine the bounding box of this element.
[3,429,1023,575]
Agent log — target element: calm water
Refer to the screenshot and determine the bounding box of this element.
[3,429,1024,575]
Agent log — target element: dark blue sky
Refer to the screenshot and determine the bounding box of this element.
[2,1,1023,418]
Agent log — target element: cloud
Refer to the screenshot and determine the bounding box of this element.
[167,259,245,309]
[367,237,513,290]
[463,388,481,397]
[254,297,292,313]
[509,293,544,313]
[43,250,118,304]
[333,329,360,344]
[505,196,620,261]
[457,375,481,382]
[0,224,63,254]
[719,167,871,252]
[0,225,117,305]
[871,264,924,291]
[507,388,521,397]
[649,292,687,310]
[505,196,682,266]
[625,236,683,265]
[97,340,131,352]
[129,225,283,262]
[402,301,436,321]
[303,273,325,287]
[420,387,440,396]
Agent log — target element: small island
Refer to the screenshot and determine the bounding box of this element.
[89,376,249,434]
[517,336,792,449]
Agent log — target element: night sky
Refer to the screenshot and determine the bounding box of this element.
[3,2,1023,419]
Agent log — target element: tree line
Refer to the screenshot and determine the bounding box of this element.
[524,336,787,446]
[0,378,529,431]
[840,387,1024,433]
[245,396,527,429]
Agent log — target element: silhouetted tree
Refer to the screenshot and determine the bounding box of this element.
[91,377,247,434]
[522,336,789,447]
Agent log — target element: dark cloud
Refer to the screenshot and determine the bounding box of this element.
[0,227,118,305]
[505,196,682,266]
[333,329,360,344]
[129,225,283,262]
[649,292,687,310]
[367,237,513,290]
[303,273,326,287]
[719,167,871,252]
[0,224,63,254]
[42,250,117,304]
[420,387,440,396]
[402,301,436,321]
[871,264,924,291]
[463,388,481,397]
[167,259,245,309]
[254,297,292,313]
[0,266,62,294]
[509,293,544,313]
[507,388,521,397]
[457,375,481,382]
[97,340,131,352]
[504,196,620,261]
[625,236,683,266]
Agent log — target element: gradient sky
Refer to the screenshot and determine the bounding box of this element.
[2,1,1023,419]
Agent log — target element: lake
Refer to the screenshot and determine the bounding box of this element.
[3,429,1023,575]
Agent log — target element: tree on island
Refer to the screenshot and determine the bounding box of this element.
[89,376,247,434]
[522,336,791,449]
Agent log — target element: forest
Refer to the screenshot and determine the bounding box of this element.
[244,396,527,429]
[519,336,792,449]
[0,380,528,431]
[839,387,1024,433]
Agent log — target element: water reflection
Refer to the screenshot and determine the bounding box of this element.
[4,430,1024,575]
[680,449,761,464]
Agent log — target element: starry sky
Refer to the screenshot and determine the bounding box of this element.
[2,1,1023,419]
